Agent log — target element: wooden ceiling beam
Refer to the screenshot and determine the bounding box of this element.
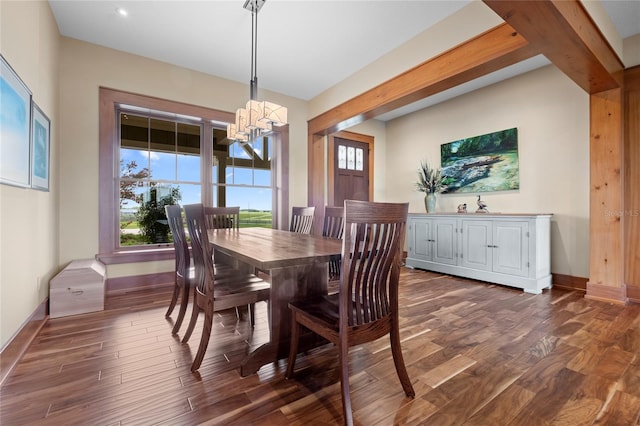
[483,0,624,94]
[307,23,540,136]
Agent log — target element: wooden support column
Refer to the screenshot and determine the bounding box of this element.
[586,87,626,303]
[624,66,640,303]
[307,132,326,234]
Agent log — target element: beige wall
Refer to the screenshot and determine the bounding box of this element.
[383,66,590,277]
[1,0,60,348]
[624,34,640,67]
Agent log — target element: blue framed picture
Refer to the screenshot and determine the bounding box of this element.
[31,102,50,191]
[1,54,32,188]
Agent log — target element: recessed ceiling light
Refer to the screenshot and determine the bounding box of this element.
[116,7,128,17]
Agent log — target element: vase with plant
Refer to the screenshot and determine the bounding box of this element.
[415,161,444,213]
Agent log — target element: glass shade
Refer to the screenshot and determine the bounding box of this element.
[227,100,287,143]
[226,123,248,143]
[259,101,287,127]
[246,100,272,131]
[235,108,248,137]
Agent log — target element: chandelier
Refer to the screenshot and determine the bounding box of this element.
[226,0,287,143]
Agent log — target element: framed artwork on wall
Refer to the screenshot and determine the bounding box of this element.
[440,127,520,193]
[31,102,51,191]
[1,54,32,188]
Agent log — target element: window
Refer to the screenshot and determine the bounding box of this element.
[119,112,203,246]
[99,88,288,263]
[213,133,273,228]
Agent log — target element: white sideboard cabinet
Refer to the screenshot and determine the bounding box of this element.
[406,213,552,294]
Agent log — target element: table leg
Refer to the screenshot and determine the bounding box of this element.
[240,260,328,376]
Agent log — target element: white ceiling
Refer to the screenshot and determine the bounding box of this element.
[49,0,639,121]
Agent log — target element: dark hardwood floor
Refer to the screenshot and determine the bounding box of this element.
[1,268,639,425]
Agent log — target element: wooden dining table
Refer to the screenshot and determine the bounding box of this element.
[207,227,342,376]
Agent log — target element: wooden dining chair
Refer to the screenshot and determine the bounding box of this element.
[285,200,414,425]
[165,204,192,335]
[322,205,344,283]
[204,206,240,230]
[166,204,240,337]
[290,206,315,234]
[204,206,249,318]
[182,203,271,372]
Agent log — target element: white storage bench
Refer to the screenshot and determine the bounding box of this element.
[49,259,106,318]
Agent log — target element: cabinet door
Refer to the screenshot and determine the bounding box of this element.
[432,218,457,265]
[408,218,432,261]
[461,220,492,271]
[493,221,529,277]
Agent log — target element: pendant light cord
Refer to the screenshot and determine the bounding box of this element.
[250,4,258,101]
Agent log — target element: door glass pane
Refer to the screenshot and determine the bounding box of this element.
[338,145,346,169]
[347,146,355,170]
[355,148,363,171]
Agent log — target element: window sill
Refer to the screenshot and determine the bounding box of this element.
[97,247,175,265]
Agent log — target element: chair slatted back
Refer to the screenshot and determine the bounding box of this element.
[165,204,190,281]
[322,206,344,282]
[322,206,345,239]
[341,200,408,327]
[204,206,240,230]
[183,204,214,297]
[290,206,315,234]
